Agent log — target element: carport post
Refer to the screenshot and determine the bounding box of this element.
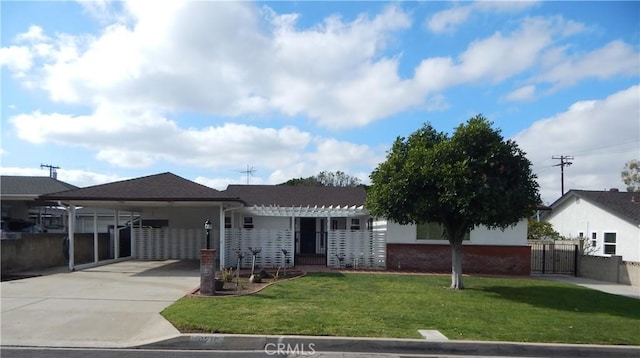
[93,209,98,263]
[130,211,135,258]
[219,205,225,268]
[114,209,119,259]
[68,205,76,271]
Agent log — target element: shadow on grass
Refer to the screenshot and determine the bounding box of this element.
[476,285,640,319]
[304,272,346,278]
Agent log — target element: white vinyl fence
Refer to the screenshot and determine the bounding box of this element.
[327,230,386,269]
[133,227,216,260]
[224,229,295,269]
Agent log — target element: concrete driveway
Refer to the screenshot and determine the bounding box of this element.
[1,260,200,348]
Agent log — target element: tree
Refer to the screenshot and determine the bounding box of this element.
[279,171,362,187]
[621,159,640,192]
[527,220,561,241]
[366,115,540,289]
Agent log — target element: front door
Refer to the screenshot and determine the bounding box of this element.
[299,218,316,254]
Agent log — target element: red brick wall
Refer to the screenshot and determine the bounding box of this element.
[386,244,531,276]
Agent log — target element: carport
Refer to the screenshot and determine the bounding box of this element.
[41,173,244,271]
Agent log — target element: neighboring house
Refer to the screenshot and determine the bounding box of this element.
[543,189,640,262]
[40,172,531,274]
[1,175,77,233]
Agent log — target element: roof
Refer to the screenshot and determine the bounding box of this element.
[549,190,640,226]
[224,185,367,207]
[41,172,241,202]
[1,176,78,197]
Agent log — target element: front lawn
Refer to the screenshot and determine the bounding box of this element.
[161,273,640,344]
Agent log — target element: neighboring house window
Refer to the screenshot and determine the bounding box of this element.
[417,222,469,241]
[224,217,232,229]
[243,217,254,229]
[604,232,616,255]
[591,232,597,248]
[350,218,360,230]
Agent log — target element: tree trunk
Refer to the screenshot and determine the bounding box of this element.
[450,241,464,289]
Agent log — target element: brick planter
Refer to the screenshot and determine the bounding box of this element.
[200,249,217,295]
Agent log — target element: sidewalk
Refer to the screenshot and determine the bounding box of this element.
[533,274,640,299]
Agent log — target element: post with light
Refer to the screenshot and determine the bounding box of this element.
[204,219,212,249]
[200,218,217,295]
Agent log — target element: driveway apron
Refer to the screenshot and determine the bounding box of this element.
[1,260,199,348]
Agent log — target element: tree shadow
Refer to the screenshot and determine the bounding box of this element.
[472,284,640,319]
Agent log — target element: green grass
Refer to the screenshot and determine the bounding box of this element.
[161,273,640,344]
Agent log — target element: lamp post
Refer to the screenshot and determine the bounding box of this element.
[204,219,212,249]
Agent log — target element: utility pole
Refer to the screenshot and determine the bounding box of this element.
[552,155,573,196]
[40,164,60,179]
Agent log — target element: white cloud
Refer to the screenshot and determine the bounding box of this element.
[426,6,473,34]
[415,17,559,89]
[1,2,413,129]
[504,85,536,102]
[513,85,640,204]
[0,46,33,76]
[9,105,313,170]
[0,166,126,188]
[427,1,538,34]
[2,1,637,132]
[537,40,639,88]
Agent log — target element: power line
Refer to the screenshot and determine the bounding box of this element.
[552,155,573,196]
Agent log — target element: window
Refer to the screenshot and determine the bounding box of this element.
[604,232,616,255]
[224,216,232,229]
[416,222,470,241]
[243,216,253,229]
[591,232,597,249]
[350,218,360,230]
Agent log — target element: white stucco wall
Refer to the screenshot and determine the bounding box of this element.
[545,197,640,262]
[384,219,527,246]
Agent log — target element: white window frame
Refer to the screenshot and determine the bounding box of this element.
[243,216,254,229]
[603,232,616,255]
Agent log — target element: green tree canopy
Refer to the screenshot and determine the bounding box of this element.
[366,115,540,289]
[527,220,561,241]
[621,159,640,192]
[279,170,362,187]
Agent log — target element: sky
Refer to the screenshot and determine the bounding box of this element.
[1,0,638,205]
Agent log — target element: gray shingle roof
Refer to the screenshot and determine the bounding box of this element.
[1,176,78,196]
[41,172,240,202]
[224,185,366,207]
[557,190,640,226]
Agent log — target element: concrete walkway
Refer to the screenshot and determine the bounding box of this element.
[1,260,200,348]
[533,274,640,299]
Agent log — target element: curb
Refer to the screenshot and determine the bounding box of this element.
[139,334,640,357]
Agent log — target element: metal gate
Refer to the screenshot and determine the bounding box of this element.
[530,242,578,275]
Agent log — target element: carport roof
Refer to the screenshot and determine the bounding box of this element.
[1,175,78,197]
[41,172,242,203]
